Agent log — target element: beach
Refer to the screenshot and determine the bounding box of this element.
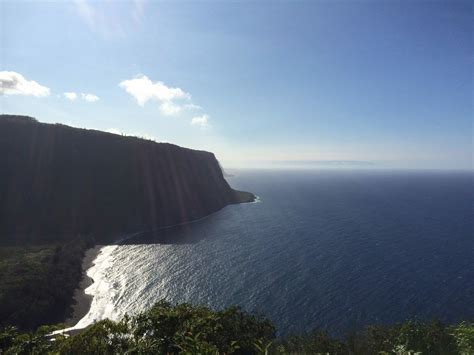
[62,232,144,331]
[64,245,103,327]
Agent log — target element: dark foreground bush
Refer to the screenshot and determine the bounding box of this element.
[0,301,472,354]
[277,321,473,354]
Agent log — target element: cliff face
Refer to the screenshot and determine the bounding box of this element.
[0,115,254,243]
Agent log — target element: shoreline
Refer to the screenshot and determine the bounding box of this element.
[62,194,257,331]
[63,245,103,327]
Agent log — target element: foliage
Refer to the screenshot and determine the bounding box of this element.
[60,319,132,355]
[0,301,471,354]
[450,322,474,355]
[0,324,65,355]
[2,300,275,354]
[127,300,275,354]
[0,239,90,330]
[275,330,346,354]
[273,320,470,355]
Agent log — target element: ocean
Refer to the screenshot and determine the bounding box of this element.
[71,169,473,336]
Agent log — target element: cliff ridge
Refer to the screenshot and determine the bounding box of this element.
[0,115,254,244]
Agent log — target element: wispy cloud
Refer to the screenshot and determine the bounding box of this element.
[132,0,147,24]
[191,114,211,128]
[73,0,147,38]
[81,93,99,102]
[159,101,183,116]
[0,71,50,97]
[184,103,202,111]
[63,91,99,102]
[73,0,95,28]
[64,92,78,101]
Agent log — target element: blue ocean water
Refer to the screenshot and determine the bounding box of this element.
[80,170,474,336]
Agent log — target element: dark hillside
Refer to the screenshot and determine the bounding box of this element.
[0,115,254,244]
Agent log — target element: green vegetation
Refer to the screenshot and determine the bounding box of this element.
[0,301,472,354]
[0,239,91,330]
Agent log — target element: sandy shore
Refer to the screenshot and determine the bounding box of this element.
[64,245,103,327]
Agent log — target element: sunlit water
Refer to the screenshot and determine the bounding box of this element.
[71,170,473,336]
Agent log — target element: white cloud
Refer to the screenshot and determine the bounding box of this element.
[106,128,122,135]
[159,101,182,116]
[0,71,50,97]
[135,133,157,141]
[119,75,210,122]
[81,93,99,102]
[106,128,157,142]
[184,103,202,111]
[63,91,99,102]
[64,92,78,101]
[191,114,210,128]
[119,75,193,116]
[119,75,190,105]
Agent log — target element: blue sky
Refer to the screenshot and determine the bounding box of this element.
[1,0,472,169]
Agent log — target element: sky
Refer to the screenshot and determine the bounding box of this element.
[0,0,472,169]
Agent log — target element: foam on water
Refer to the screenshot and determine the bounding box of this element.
[74,245,121,328]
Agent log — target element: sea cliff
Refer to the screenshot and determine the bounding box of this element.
[0,115,254,244]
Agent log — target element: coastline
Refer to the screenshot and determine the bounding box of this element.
[64,245,103,327]
[61,192,257,331]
